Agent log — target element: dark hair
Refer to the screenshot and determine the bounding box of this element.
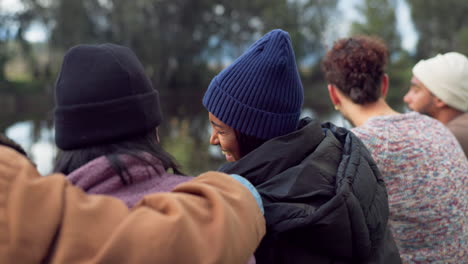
[54,130,183,184]
[0,134,28,158]
[234,130,268,158]
[321,36,389,104]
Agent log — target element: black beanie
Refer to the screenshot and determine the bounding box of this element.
[54,43,162,150]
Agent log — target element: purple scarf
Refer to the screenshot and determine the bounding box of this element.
[67,154,191,207]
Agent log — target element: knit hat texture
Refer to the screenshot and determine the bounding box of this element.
[54,43,162,150]
[203,29,304,140]
[412,52,468,112]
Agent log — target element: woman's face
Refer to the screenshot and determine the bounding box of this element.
[208,112,241,162]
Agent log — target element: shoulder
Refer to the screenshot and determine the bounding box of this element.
[351,117,391,148]
[447,113,468,130]
[150,171,193,191]
[393,112,454,138]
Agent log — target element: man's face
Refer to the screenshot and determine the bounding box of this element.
[208,112,241,162]
[403,76,437,115]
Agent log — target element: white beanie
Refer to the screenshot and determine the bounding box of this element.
[412,52,468,112]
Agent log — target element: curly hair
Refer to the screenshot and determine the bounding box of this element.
[322,36,389,104]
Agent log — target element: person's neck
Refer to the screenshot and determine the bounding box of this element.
[431,107,464,124]
[342,99,400,127]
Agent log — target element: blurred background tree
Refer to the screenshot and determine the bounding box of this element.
[1,0,468,174]
[351,0,401,54]
[407,0,468,60]
[0,7,13,82]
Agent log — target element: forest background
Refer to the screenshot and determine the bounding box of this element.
[1,0,467,174]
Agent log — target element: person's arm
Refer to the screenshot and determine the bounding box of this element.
[0,146,265,264]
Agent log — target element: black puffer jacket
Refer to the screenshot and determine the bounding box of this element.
[220,118,401,264]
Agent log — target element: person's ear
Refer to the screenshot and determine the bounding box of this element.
[328,84,341,107]
[381,74,389,97]
[155,127,160,143]
[433,97,447,108]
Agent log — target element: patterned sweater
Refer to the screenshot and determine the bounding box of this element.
[352,112,467,264]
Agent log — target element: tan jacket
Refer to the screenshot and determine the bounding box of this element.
[0,146,265,264]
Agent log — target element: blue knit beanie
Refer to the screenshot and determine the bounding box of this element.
[203,29,304,140]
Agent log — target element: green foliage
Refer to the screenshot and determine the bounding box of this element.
[50,0,98,49]
[456,28,468,55]
[351,0,401,54]
[386,52,413,110]
[161,118,220,175]
[0,79,46,94]
[0,12,13,81]
[0,46,8,81]
[18,0,339,120]
[256,0,338,62]
[407,0,468,59]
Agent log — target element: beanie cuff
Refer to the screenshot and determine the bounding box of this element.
[55,91,162,149]
[413,66,468,112]
[203,78,300,139]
